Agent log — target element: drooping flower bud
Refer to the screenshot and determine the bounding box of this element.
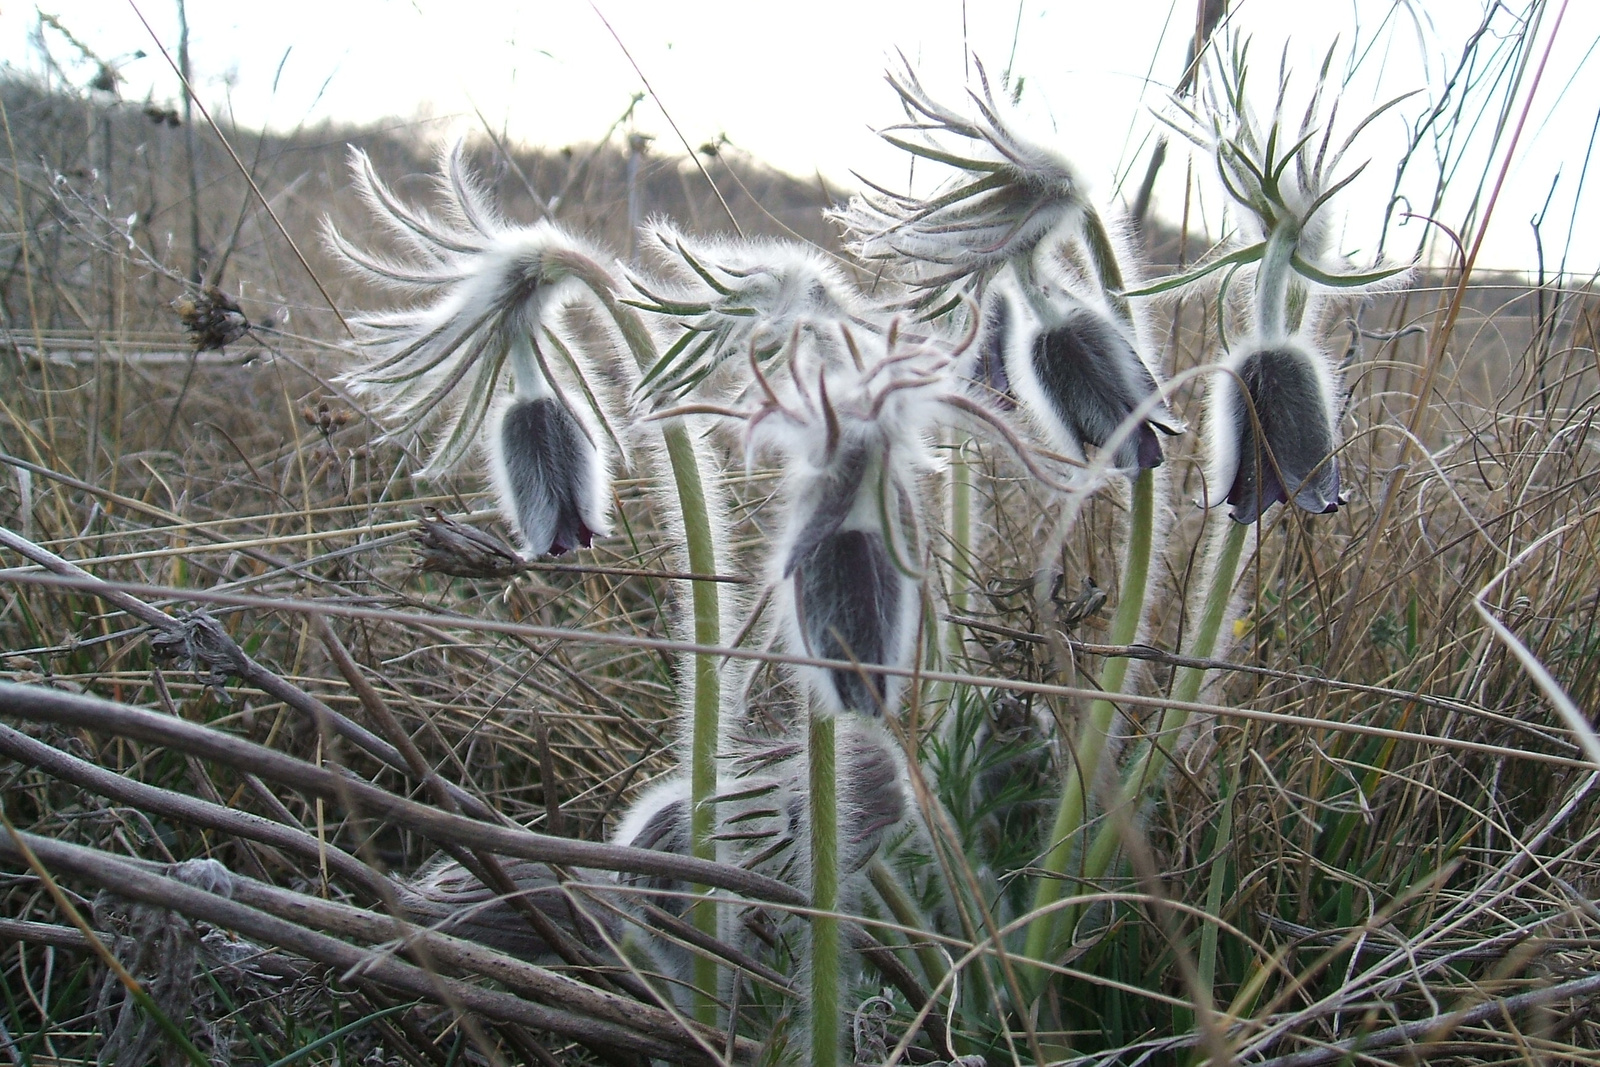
[329,143,619,557]
[1207,338,1342,523]
[784,437,919,717]
[1000,283,1183,472]
[489,388,609,556]
[748,332,950,719]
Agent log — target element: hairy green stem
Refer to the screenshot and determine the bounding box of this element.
[662,423,724,1025]
[1078,518,1248,890]
[1080,206,1134,330]
[567,260,725,1024]
[1022,468,1155,974]
[868,859,950,992]
[1255,218,1300,339]
[810,713,840,1067]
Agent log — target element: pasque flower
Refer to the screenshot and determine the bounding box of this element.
[995,279,1184,472]
[672,324,959,718]
[601,723,905,983]
[774,345,944,718]
[489,378,609,556]
[835,58,1088,309]
[838,58,1182,472]
[328,144,614,557]
[631,221,863,400]
[1206,337,1342,523]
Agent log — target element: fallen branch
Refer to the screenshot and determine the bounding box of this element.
[0,681,807,907]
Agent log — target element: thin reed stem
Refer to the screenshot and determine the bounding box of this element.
[1022,467,1155,977]
[809,712,840,1067]
[944,431,976,684]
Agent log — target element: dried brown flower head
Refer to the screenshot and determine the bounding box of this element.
[173,287,250,352]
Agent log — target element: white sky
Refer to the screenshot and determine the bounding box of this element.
[5,1,1599,278]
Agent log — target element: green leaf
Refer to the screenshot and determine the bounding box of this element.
[879,134,1006,173]
[674,239,732,296]
[1122,242,1267,297]
[1290,252,1409,289]
[266,1002,421,1067]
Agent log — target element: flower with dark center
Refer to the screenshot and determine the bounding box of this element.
[1207,340,1342,523]
[1005,286,1183,472]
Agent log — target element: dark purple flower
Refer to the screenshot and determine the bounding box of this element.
[1208,341,1342,523]
[782,440,917,719]
[1009,295,1184,471]
[490,396,609,557]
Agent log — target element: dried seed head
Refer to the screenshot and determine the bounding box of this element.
[173,287,249,352]
[410,509,524,579]
[1206,338,1343,523]
[300,399,352,435]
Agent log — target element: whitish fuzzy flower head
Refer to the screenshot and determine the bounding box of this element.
[721,721,906,880]
[327,144,613,477]
[613,723,905,888]
[1152,36,1412,318]
[997,278,1184,472]
[1206,336,1342,524]
[631,222,865,400]
[329,144,618,557]
[835,57,1086,309]
[747,327,956,717]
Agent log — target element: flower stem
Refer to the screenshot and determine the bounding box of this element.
[662,422,725,1026]
[810,712,840,1067]
[1021,467,1155,976]
[567,263,726,1025]
[1255,218,1300,340]
[1077,517,1247,891]
[947,431,975,665]
[1080,206,1133,330]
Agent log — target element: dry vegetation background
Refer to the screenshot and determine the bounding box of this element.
[1,13,1600,1066]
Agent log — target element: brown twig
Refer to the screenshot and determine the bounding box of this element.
[0,681,806,907]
